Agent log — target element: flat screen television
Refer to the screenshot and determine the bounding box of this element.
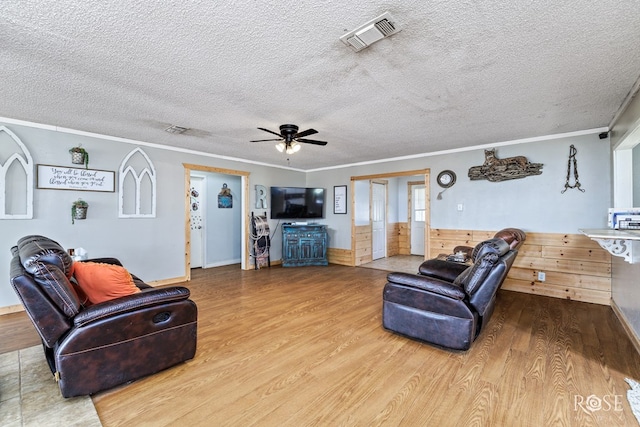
[270,187,325,219]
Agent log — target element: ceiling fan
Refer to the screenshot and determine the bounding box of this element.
[251,124,327,154]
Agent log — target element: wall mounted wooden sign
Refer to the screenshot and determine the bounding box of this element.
[36,164,115,192]
[468,149,543,182]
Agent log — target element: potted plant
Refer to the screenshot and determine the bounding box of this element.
[71,199,89,224]
[69,145,89,169]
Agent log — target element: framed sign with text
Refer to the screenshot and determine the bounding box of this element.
[36,164,116,192]
[334,185,347,214]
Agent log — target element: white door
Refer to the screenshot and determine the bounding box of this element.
[411,184,426,256]
[371,182,386,260]
[189,176,205,268]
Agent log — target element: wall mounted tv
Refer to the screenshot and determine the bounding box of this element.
[270,187,325,219]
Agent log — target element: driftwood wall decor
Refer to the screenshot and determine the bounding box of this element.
[468,149,543,182]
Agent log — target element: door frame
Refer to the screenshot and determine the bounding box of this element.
[350,169,430,266]
[183,163,250,280]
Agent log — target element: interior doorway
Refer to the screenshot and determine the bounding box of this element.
[350,169,430,267]
[183,163,250,280]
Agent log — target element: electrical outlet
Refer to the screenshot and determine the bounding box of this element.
[537,271,546,282]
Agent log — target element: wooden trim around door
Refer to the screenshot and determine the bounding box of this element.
[183,164,251,280]
[350,169,430,266]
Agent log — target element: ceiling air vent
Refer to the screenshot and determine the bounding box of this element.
[340,12,401,52]
[165,125,189,134]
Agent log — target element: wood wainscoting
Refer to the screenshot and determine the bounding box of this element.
[430,229,612,305]
[327,248,352,266]
[354,225,372,266]
[351,222,404,266]
[387,222,400,257]
[398,222,410,255]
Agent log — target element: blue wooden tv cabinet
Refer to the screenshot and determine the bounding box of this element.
[282,224,328,267]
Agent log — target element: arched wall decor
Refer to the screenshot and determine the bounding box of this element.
[118,147,156,218]
[0,126,33,219]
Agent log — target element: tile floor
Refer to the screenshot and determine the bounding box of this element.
[0,346,101,427]
[359,255,425,274]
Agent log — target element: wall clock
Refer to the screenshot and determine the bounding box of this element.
[437,170,456,188]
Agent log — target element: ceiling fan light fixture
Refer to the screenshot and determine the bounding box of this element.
[285,142,302,155]
[251,124,327,153]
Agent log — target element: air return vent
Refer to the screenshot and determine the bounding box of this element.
[164,125,189,134]
[340,12,402,52]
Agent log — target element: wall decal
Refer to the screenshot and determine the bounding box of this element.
[0,126,33,219]
[468,149,543,182]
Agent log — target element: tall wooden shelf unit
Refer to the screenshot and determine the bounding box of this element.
[282,224,328,267]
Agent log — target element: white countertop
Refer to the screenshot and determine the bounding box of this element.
[579,229,640,241]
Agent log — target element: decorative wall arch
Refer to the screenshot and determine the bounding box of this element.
[118,147,156,218]
[0,126,33,219]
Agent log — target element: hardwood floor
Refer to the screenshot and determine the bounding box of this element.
[2,264,640,426]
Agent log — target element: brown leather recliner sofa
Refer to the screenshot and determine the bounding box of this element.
[9,235,198,397]
[383,236,521,351]
[418,227,526,283]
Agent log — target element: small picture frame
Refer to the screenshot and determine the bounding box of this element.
[334,185,347,214]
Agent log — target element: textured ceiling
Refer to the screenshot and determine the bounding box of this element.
[2,1,639,170]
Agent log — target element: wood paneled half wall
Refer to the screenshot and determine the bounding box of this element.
[430,229,612,305]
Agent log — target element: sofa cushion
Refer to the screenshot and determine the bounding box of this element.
[72,261,141,304]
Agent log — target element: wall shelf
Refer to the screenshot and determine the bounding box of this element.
[579,229,640,264]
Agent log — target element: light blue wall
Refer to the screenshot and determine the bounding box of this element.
[354,180,370,226]
[306,132,611,249]
[0,121,305,308]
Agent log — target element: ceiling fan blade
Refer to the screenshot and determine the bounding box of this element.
[250,138,283,142]
[293,128,318,139]
[296,138,328,146]
[257,127,284,138]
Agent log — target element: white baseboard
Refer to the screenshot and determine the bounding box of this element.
[204,258,242,269]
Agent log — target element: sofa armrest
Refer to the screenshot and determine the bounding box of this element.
[386,272,466,300]
[73,286,191,327]
[418,259,469,282]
